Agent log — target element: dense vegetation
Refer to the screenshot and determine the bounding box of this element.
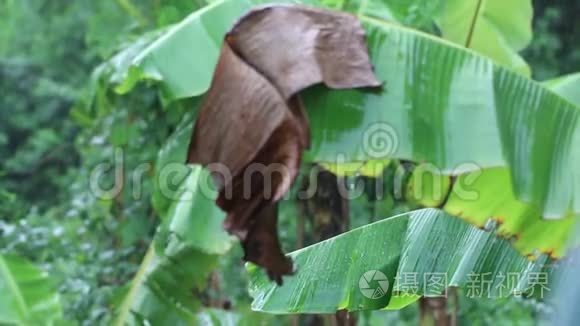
[1,0,579,324]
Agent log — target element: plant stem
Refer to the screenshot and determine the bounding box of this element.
[114,244,155,326]
[465,0,484,48]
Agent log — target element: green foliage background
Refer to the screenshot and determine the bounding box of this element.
[0,0,578,324]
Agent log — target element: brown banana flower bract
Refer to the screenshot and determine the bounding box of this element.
[187,4,381,285]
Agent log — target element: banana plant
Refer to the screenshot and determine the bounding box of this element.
[88,0,580,321]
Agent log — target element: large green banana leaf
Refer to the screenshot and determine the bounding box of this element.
[247,209,551,313]
[0,254,62,325]
[436,0,533,75]
[302,18,579,221]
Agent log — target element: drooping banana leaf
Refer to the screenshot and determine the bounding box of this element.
[114,166,235,325]
[0,254,62,325]
[436,0,533,75]
[248,209,552,313]
[405,74,580,258]
[102,0,580,261]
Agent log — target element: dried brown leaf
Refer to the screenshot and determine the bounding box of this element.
[186,42,288,188]
[186,5,380,284]
[228,5,382,98]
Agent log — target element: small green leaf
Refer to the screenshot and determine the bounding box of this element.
[0,254,62,325]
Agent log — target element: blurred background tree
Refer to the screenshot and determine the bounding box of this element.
[525,0,580,80]
[0,0,577,324]
[0,0,203,323]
